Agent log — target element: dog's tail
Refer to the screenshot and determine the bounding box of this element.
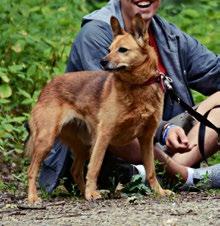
[24,121,34,157]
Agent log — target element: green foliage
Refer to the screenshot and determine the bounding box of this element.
[191,90,206,104]
[0,0,88,106]
[0,113,27,156]
[0,0,88,169]
[122,175,151,195]
[0,180,17,193]
[86,0,107,11]
[160,0,220,53]
[208,153,220,165]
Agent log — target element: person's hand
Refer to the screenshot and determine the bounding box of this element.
[165,125,196,154]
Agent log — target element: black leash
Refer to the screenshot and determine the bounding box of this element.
[198,105,220,164]
[162,74,220,163]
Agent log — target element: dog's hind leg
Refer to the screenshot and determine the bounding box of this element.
[71,152,87,194]
[28,131,56,203]
[60,124,89,195]
[27,107,62,203]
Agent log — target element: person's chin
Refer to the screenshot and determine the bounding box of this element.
[133,4,158,20]
[132,10,153,22]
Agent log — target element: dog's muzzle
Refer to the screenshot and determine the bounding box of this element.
[100,60,127,71]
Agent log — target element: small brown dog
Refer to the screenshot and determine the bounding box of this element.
[26,14,172,203]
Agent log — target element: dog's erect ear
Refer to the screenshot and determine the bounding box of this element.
[110,16,124,38]
[131,14,148,47]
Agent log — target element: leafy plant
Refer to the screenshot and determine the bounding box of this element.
[122,175,151,195]
[160,0,220,53]
[0,0,89,175]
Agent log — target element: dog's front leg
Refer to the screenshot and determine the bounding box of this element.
[138,127,172,196]
[85,127,112,201]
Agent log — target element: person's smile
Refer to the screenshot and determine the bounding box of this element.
[121,0,161,29]
[133,0,154,9]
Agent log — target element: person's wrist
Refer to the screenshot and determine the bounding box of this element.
[161,123,176,145]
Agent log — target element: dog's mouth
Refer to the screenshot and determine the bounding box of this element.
[104,65,127,72]
[100,60,128,71]
[134,0,153,8]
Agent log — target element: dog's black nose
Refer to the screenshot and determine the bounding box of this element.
[100,59,108,68]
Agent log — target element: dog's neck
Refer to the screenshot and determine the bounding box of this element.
[114,46,158,86]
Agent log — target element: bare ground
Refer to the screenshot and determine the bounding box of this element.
[1,191,220,226]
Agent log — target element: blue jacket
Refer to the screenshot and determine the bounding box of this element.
[40,0,220,192]
[66,0,220,138]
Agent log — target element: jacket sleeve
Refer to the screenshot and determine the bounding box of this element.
[154,120,167,144]
[66,20,113,72]
[183,33,220,95]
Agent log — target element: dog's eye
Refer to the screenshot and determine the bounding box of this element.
[118,47,128,53]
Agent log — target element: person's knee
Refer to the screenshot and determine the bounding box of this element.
[213,91,220,97]
[210,91,220,102]
[197,91,220,114]
[207,108,220,128]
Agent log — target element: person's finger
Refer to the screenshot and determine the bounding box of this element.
[176,128,188,145]
[166,127,189,152]
[187,143,197,150]
[166,131,185,149]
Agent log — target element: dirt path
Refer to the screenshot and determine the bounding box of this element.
[1,192,220,226]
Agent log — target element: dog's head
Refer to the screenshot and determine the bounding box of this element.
[100,14,158,84]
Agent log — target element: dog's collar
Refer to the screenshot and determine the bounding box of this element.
[142,72,166,92]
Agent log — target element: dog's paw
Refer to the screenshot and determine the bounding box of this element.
[28,194,42,204]
[85,190,102,201]
[158,189,174,197]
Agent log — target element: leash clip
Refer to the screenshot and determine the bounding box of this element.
[176,96,181,104]
[162,74,173,90]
